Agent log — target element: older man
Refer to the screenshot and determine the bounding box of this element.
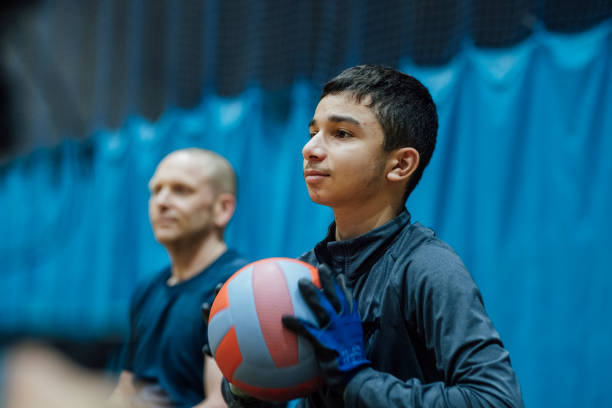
[111,148,248,408]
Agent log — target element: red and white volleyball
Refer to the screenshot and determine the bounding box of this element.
[207,257,323,401]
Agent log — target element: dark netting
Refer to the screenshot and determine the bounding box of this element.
[107,0,132,127]
[74,1,97,128]
[139,0,169,121]
[1,0,611,158]
[256,0,301,90]
[540,0,612,32]
[215,0,250,96]
[0,64,14,152]
[174,0,206,110]
[406,0,465,66]
[361,0,407,68]
[472,0,535,47]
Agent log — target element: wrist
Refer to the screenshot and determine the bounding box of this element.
[342,365,373,403]
[343,361,370,386]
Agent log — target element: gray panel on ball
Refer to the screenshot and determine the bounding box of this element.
[233,352,320,388]
[208,308,233,356]
[228,265,275,367]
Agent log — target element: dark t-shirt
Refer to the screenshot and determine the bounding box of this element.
[123,249,248,408]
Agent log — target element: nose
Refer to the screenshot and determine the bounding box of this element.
[302,132,326,162]
[151,186,171,208]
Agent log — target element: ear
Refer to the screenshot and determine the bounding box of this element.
[386,147,420,183]
[213,193,236,229]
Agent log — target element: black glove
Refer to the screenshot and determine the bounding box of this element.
[221,378,287,408]
[201,282,224,357]
[282,264,370,388]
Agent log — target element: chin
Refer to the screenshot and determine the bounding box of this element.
[308,191,333,207]
[154,231,179,244]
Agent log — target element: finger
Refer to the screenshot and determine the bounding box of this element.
[298,278,331,327]
[284,316,338,364]
[202,283,224,325]
[201,302,211,325]
[201,343,212,357]
[318,264,342,314]
[281,315,318,344]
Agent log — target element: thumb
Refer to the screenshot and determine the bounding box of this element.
[282,315,317,342]
[201,302,211,325]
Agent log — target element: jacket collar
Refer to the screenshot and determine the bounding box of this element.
[314,209,411,281]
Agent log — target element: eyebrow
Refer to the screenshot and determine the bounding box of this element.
[309,115,361,127]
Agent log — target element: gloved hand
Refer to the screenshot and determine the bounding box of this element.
[221,379,287,407]
[201,282,224,357]
[282,264,370,388]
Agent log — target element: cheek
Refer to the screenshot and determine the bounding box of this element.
[335,150,378,177]
[189,202,215,223]
[343,155,385,188]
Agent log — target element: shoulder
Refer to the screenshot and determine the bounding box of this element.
[222,248,250,270]
[392,223,478,299]
[209,248,250,281]
[298,249,317,266]
[391,225,493,340]
[129,266,170,312]
[394,223,466,273]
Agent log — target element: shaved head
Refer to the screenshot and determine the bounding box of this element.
[158,148,237,197]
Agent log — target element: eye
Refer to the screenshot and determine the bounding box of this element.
[173,184,192,195]
[308,129,318,138]
[335,129,352,139]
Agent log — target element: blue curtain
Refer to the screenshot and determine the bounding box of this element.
[1,21,611,408]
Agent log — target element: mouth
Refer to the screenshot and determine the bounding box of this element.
[156,216,177,225]
[304,169,329,183]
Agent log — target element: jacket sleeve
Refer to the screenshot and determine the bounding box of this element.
[343,244,524,407]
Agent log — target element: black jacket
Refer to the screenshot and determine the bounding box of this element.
[296,209,524,407]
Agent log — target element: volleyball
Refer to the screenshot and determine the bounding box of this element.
[207,257,323,401]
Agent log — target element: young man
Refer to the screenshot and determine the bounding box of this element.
[222,65,524,407]
[110,148,248,408]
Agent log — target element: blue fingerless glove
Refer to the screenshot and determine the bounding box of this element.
[282,264,370,387]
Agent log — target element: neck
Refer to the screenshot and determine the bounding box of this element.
[332,197,403,241]
[165,232,227,285]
